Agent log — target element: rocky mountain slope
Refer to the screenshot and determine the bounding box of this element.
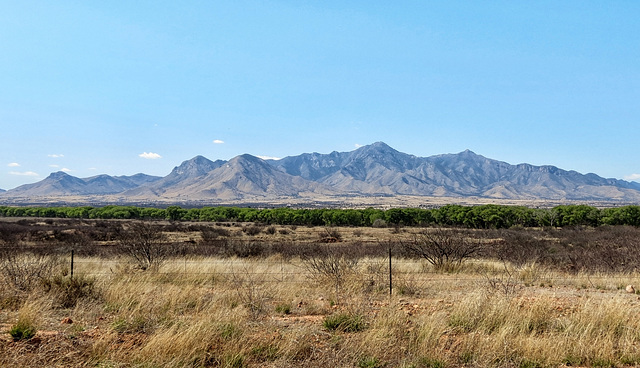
[5,172,161,197]
[2,142,640,203]
[124,154,335,201]
[270,142,640,201]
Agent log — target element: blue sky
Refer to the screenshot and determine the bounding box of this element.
[1,1,639,190]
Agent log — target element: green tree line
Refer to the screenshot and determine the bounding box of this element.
[1,204,640,228]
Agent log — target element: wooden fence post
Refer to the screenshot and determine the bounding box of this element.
[70,249,74,279]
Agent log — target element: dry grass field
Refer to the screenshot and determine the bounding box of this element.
[2,219,640,367]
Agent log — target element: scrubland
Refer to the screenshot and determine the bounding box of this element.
[2,218,640,367]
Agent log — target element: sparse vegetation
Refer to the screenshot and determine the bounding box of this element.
[41,272,97,308]
[117,221,170,270]
[9,320,36,341]
[401,227,484,272]
[8,302,40,341]
[323,312,367,332]
[300,243,358,303]
[0,250,63,292]
[2,217,640,367]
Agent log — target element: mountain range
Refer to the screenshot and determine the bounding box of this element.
[2,142,640,204]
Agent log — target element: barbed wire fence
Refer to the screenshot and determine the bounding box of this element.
[1,244,636,299]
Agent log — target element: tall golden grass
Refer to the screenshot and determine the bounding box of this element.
[3,255,640,367]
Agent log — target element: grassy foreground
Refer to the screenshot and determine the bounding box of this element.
[3,254,640,367]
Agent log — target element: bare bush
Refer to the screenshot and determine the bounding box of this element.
[0,249,63,291]
[0,222,26,245]
[361,260,387,294]
[224,240,266,258]
[300,243,358,304]
[278,228,290,235]
[482,262,522,297]
[229,266,273,319]
[401,228,484,272]
[561,226,640,273]
[243,224,264,236]
[200,227,231,244]
[117,222,170,271]
[319,227,342,243]
[488,229,551,267]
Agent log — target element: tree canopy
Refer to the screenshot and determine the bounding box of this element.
[2,204,640,228]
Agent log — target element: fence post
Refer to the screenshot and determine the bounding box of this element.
[389,245,392,298]
[70,249,74,280]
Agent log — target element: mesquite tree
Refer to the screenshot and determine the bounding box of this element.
[118,222,169,271]
[402,228,483,272]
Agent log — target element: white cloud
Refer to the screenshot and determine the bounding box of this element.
[354,143,364,148]
[48,154,64,158]
[139,152,162,159]
[7,162,20,167]
[257,155,281,161]
[88,167,98,171]
[213,139,225,144]
[625,174,640,182]
[49,164,59,168]
[61,168,72,172]
[10,171,39,177]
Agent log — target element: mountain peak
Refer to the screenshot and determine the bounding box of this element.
[228,154,273,171]
[47,171,73,179]
[171,155,222,177]
[235,153,263,162]
[433,149,484,161]
[348,142,417,171]
[369,141,392,148]
[183,155,215,166]
[456,149,481,157]
[357,141,396,153]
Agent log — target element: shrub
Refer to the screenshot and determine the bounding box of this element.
[230,266,273,319]
[9,320,36,341]
[117,221,169,271]
[415,357,446,368]
[265,225,277,235]
[358,356,383,368]
[243,225,264,236]
[323,312,366,332]
[319,227,342,243]
[218,323,241,340]
[0,251,62,291]
[250,344,280,362]
[372,218,387,228]
[224,241,266,258]
[275,303,292,314]
[41,273,97,308]
[300,244,358,282]
[0,222,25,244]
[300,243,358,303]
[200,227,231,243]
[401,228,483,272]
[9,304,38,341]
